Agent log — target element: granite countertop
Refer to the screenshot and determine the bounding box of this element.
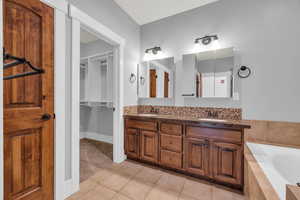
[124,113,251,129]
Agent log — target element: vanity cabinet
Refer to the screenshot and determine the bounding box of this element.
[124,128,140,159]
[140,130,158,163]
[124,119,159,163]
[184,137,209,176]
[159,122,183,169]
[124,116,248,189]
[211,142,242,185]
[185,124,243,186]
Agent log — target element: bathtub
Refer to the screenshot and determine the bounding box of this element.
[247,142,300,200]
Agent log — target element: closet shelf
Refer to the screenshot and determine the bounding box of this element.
[80,101,114,108]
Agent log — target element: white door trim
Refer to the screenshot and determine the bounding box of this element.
[70,18,81,193]
[41,0,68,13]
[69,4,126,194]
[54,9,67,200]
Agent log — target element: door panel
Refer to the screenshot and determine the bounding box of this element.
[212,142,242,185]
[7,129,42,196]
[4,0,54,199]
[125,128,140,159]
[164,72,169,98]
[149,69,156,98]
[140,130,158,163]
[184,138,209,176]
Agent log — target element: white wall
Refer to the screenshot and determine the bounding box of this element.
[69,0,140,106]
[65,17,72,180]
[81,39,112,57]
[140,0,300,122]
[65,0,140,181]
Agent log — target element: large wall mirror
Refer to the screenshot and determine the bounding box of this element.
[138,57,175,98]
[182,47,237,99]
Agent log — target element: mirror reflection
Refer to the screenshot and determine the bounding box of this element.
[195,47,234,98]
[138,57,175,98]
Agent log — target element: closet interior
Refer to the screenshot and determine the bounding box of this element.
[79,28,114,182]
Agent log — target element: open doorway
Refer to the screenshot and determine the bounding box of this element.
[79,28,115,182]
[70,6,126,191]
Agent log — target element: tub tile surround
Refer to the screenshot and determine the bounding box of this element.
[287,185,300,200]
[123,106,139,115]
[244,120,300,148]
[244,145,280,200]
[124,105,242,120]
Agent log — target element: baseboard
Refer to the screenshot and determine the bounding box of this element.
[80,132,113,144]
[64,179,77,199]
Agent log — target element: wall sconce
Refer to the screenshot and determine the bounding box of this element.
[145,46,162,55]
[129,73,136,83]
[195,35,218,45]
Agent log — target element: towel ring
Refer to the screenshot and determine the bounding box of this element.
[238,66,251,78]
[129,73,136,83]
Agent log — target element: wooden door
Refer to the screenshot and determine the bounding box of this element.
[125,128,140,159]
[149,69,156,98]
[140,130,158,163]
[184,138,209,177]
[211,142,242,185]
[164,72,169,98]
[3,0,54,200]
[196,73,202,98]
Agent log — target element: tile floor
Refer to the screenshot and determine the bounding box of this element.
[70,139,245,200]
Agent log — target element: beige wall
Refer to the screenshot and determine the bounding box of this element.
[244,120,300,148]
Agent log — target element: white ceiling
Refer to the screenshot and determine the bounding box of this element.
[80,29,99,44]
[113,0,219,25]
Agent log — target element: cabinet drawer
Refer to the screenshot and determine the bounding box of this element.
[160,122,182,135]
[126,119,157,131]
[160,150,182,169]
[186,126,242,143]
[160,134,182,153]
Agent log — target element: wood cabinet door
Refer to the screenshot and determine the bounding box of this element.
[125,128,140,159]
[140,130,158,163]
[184,138,209,176]
[211,142,242,185]
[3,0,54,200]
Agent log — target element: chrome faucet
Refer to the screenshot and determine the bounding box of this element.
[207,111,219,118]
[150,106,159,114]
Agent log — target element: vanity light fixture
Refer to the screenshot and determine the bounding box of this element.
[145,46,162,55]
[195,35,218,45]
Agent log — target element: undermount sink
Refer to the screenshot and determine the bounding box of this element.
[199,118,227,122]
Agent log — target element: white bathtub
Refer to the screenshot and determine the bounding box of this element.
[247,142,300,200]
